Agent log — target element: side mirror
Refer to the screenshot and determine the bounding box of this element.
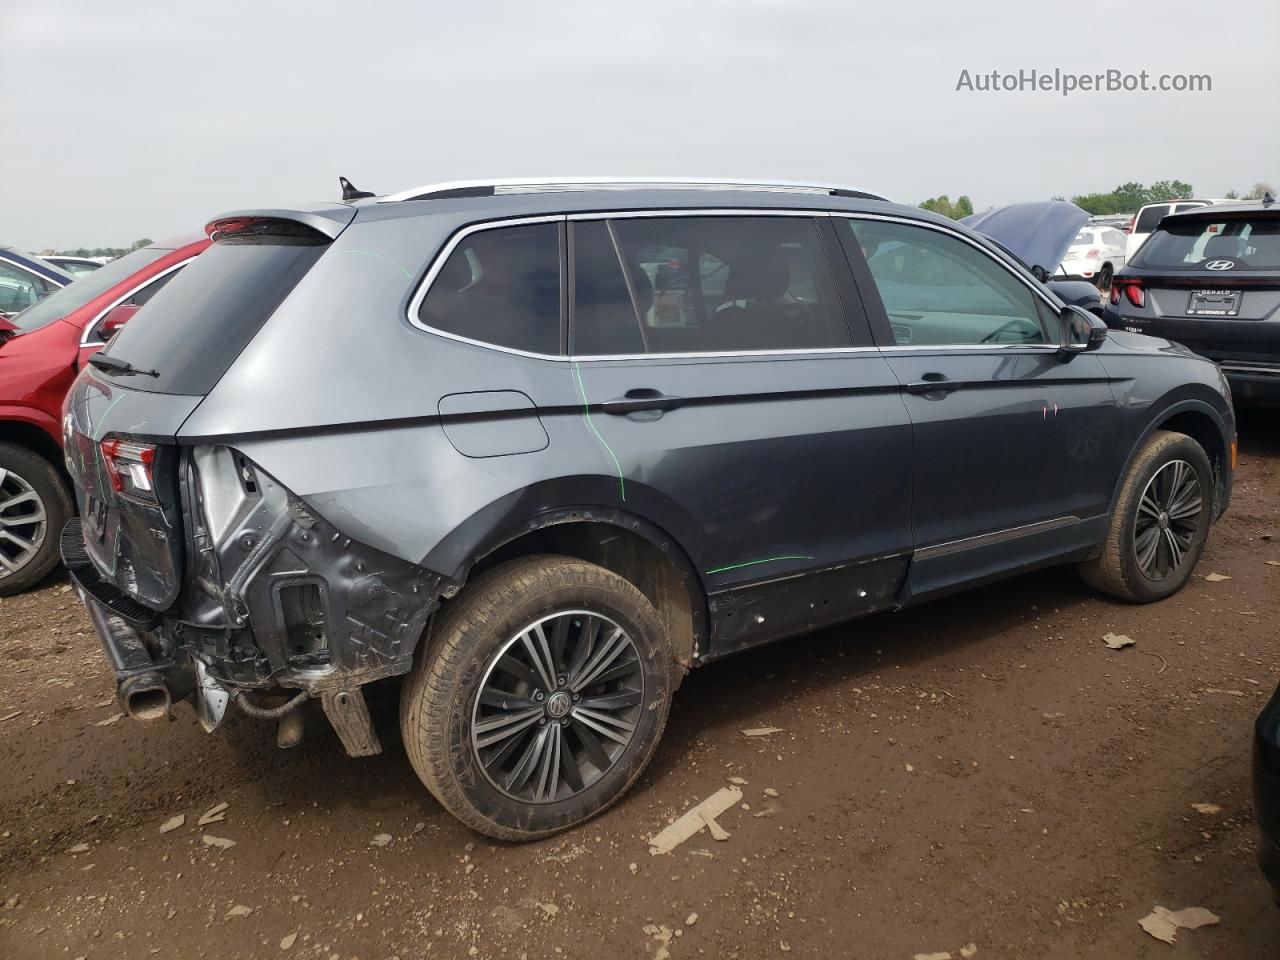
[99,303,140,338]
[1058,304,1107,359]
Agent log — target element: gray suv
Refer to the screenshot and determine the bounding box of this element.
[62,178,1235,839]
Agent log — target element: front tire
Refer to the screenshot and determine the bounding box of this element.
[400,555,673,840]
[1079,430,1213,602]
[0,442,73,597]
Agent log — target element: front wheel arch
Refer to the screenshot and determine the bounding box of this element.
[1108,396,1231,521]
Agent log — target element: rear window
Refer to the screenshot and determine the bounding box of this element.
[1131,217,1280,270]
[1071,231,1093,245]
[98,236,326,394]
[1134,204,1172,234]
[7,246,166,332]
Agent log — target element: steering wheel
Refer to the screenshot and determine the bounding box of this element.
[980,318,1036,344]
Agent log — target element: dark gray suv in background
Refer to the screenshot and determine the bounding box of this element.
[61,178,1235,839]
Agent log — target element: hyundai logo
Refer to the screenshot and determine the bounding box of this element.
[1204,259,1236,271]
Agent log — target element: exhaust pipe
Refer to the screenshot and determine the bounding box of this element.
[119,673,172,721]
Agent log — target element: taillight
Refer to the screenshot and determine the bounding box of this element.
[101,438,158,501]
[1110,277,1145,308]
[1086,248,1100,258]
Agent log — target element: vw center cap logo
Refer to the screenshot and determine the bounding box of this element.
[1205,259,1235,271]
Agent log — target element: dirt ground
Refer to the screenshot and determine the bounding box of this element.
[1,412,1278,960]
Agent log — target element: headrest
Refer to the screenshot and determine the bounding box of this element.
[627,263,654,317]
[724,250,790,304]
[1202,234,1239,261]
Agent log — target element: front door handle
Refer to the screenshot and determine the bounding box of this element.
[905,373,961,396]
[600,389,685,415]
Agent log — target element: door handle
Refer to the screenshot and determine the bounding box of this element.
[905,374,961,396]
[600,389,685,415]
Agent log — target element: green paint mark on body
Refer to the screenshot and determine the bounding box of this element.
[572,362,626,502]
[705,555,815,576]
[334,249,413,279]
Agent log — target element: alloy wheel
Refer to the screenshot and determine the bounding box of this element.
[0,467,47,580]
[471,610,644,804]
[1133,459,1201,581]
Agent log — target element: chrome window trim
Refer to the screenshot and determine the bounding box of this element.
[406,209,862,361]
[79,258,194,348]
[830,211,1064,316]
[405,214,566,358]
[380,177,883,204]
[405,209,1069,362]
[878,343,1060,354]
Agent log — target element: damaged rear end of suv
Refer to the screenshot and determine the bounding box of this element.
[62,178,1236,841]
[61,207,446,756]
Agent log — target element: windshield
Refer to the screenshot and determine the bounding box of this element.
[7,246,168,332]
[1132,217,1280,271]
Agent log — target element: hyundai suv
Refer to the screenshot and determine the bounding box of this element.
[61,178,1235,839]
[1106,196,1280,404]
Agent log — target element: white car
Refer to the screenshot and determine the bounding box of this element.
[1125,199,1232,261]
[1059,225,1128,289]
[42,255,105,276]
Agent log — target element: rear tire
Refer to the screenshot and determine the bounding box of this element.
[1079,430,1213,602]
[0,442,72,597]
[1097,263,1113,291]
[400,555,673,840]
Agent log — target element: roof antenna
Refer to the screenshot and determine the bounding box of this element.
[1263,191,1276,207]
[340,176,375,201]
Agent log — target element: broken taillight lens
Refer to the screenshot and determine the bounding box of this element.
[101,438,158,501]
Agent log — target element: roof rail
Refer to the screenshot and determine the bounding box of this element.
[377,177,887,204]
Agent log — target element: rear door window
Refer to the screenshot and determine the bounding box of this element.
[418,222,562,355]
[842,219,1049,347]
[0,259,55,316]
[572,216,851,355]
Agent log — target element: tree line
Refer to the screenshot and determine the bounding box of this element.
[919,180,1274,219]
[45,238,154,259]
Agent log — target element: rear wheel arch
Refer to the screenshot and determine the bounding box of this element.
[447,510,708,678]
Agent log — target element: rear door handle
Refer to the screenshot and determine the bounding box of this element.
[905,374,961,396]
[600,389,685,415]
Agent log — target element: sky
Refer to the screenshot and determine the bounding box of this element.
[2,0,1277,250]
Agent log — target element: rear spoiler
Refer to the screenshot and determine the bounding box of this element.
[204,205,356,243]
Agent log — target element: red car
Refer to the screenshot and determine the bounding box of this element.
[0,234,209,594]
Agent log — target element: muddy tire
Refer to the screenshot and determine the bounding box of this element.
[400,555,673,840]
[0,443,72,597]
[1079,430,1214,603]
